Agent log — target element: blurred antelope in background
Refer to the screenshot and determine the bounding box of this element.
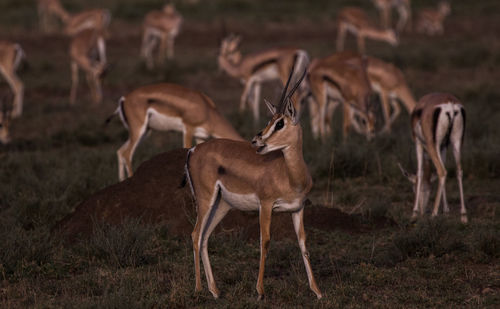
[108,83,244,181]
[415,1,450,35]
[0,41,24,118]
[409,93,467,223]
[337,7,399,54]
[366,56,416,133]
[37,0,111,36]
[186,66,322,300]
[372,0,411,32]
[141,4,183,69]
[307,52,376,141]
[69,29,107,105]
[218,34,309,123]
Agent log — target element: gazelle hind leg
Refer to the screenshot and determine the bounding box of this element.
[195,186,231,298]
[413,140,424,219]
[440,147,449,214]
[451,111,467,223]
[292,208,322,299]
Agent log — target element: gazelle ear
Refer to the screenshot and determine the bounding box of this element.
[264,99,276,115]
[284,99,299,125]
[397,162,416,184]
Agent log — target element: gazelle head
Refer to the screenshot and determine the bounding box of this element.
[218,34,242,67]
[438,1,451,16]
[344,56,377,140]
[398,162,436,215]
[162,3,176,15]
[252,65,306,154]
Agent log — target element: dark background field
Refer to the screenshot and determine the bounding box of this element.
[0,0,499,307]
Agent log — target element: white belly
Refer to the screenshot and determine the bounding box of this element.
[254,65,280,83]
[220,183,260,211]
[147,108,185,132]
[273,198,303,212]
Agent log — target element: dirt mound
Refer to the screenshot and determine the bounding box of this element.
[55,148,390,242]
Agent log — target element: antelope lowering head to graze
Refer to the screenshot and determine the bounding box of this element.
[140,4,183,69]
[108,83,244,181]
[366,56,416,133]
[415,1,450,36]
[185,65,322,300]
[372,0,411,32]
[69,29,107,105]
[409,93,467,223]
[0,41,24,118]
[307,51,376,141]
[36,0,110,36]
[337,7,399,54]
[218,34,310,123]
[37,0,70,33]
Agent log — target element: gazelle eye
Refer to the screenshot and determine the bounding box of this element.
[274,118,284,131]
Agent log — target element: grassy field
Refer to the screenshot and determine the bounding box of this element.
[0,0,499,307]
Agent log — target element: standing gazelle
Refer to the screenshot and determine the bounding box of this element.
[141,4,183,69]
[109,83,244,181]
[337,7,399,54]
[415,1,450,36]
[218,34,309,123]
[69,29,107,105]
[186,66,322,299]
[0,41,24,118]
[410,93,467,223]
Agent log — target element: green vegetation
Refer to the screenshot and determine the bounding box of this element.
[0,0,499,307]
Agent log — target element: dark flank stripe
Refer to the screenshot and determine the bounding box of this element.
[322,75,342,91]
[432,107,441,143]
[252,58,278,74]
[147,98,157,104]
[119,97,128,127]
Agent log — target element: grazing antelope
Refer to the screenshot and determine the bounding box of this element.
[415,1,450,36]
[410,93,467,223]
[307,51,376,141]
[69,29,107,105]
[218,34,309,123]
[36,0,110,36]
[366,56,416,133]
[37,0,69,33]
[337,7,399,54]
[186,66,322,300]
[109,83,244,181]
[372,0,411,32]
[141,4,183,69]
[0,41,24,118]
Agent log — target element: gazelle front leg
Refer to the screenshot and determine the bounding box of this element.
[429,145,447,218]
[70,61,79,105]
[356,34,366,54]
[240,80,253,113]
[292,208,322,299]
[439,147,449,214]
[256,201,272,300]
[336,22,347,52]
[252,82,262,124]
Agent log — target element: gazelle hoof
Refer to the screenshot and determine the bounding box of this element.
[461,215,468,224]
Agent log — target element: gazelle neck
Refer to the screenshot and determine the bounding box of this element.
[218,54,243,79]
[52,5,70,23]
[281,128,311,192]
[396,85,417,112]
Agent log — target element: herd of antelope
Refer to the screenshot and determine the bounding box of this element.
[0,0,467,300]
